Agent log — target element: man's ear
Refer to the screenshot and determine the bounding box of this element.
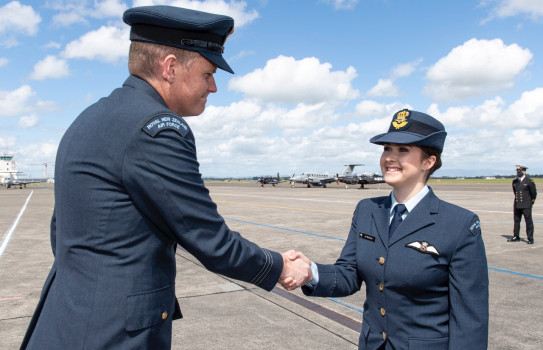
[161,54,178,84]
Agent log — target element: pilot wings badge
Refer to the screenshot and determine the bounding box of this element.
[406,241,440,256]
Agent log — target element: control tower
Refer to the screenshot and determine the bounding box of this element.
[1,153,18,182]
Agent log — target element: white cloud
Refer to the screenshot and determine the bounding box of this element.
[1,37,19,48]
[482,0,543,22]
[504,87,543,127]
[50,0,127,26]
[16,142,59,175]
[0,58,8,67]
[61,26,130,63]
[192,87,543,177]
[367,59,422,97]
[0,1,41,35]
[0,85,57,118]
[0,136,17,150]
[425,90,543,174]
[424,38,533,102]
[189,98,414,176]
[507,129,543,147]
[322,0,359,10]
[132,0,259,27]
[355,101,411,118]
[18,114,39,128]
[228,49,255,63]
[367,79,400,97]
[52,11,88,27]
[91,0,128,19]
[430,87,543,130]
[29,55,70,80]
[228,55,359,104]
[43,41,62,49]
[191,99,341,142]
[391,58,423,79]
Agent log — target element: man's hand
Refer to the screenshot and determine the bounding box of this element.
[279,250,312,291]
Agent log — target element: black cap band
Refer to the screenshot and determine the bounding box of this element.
[388,119,440,135]
[130,23,226,53]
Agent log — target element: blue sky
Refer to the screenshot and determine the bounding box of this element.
[1,0,542,178]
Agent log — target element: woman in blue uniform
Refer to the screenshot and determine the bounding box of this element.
[295,109,489,350]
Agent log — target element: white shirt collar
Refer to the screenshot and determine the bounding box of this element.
[390,185,430,216]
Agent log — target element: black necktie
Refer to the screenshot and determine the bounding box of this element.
[389,204,407,238]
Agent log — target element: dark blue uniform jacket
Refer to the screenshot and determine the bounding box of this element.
[21,75,283,349]
[303,189,488,350]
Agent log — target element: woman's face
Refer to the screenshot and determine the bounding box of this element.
[380,143,435,190]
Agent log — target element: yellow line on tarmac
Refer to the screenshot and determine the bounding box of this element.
[214,200,351,215]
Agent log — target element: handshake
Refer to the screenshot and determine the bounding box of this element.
[279,250,312,291]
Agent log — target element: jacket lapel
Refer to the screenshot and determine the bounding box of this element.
[372,197,392,247]
[389,189,440,245]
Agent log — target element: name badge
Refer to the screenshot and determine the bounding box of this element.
[359,233,376,242]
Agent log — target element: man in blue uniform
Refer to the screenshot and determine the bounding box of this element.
[20,6,310,350]
[508,164,537,244]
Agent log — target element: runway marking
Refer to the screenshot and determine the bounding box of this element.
[225,217,347,242]
[0,191,33,258]
[0,297,25,301]
[216,200,352,215]
[272,287,362,331]
[224,217,543,280]
[177,246,363,337]
[214,193,358,205]
[213,193,543,216]
[488,267,543,280]
[329,297,364,313]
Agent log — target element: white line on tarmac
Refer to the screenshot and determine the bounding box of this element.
[0,191,33,258]
[214,193,543,216]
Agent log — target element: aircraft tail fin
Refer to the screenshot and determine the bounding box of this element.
[341,164,363,176]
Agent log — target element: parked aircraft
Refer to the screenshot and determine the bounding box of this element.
[256,173,283,187]
[337,164,385,188]
[289,164,361,188]
[289,172,337,187]
[2,173,41,189]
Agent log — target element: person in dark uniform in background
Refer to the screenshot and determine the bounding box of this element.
[508,164,537,244]
[286,110,489,350]
[20,6,311,350]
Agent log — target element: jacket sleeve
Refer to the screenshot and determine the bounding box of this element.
[50,209,57,257]
[302,204,363,297]
[121,126,283,291]
[529,180,537,204]
[448,215,489,349]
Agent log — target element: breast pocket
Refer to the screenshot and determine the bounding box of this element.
[124,284,175,331]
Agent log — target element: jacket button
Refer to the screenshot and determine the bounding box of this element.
[379,283,384,291]
[380,307,386,316]
[379,257,385,265]
[161,311,168,320]
[382,331,387,340]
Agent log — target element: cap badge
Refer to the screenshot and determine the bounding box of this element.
[392,110,409,130]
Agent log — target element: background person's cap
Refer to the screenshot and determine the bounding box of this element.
[123,5,235,73]
[369,109,447,152]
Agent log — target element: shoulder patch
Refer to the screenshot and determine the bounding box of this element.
[468,217,481,236]
[142,113,189,137]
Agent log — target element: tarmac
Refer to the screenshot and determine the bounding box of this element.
[1,181,542,349]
